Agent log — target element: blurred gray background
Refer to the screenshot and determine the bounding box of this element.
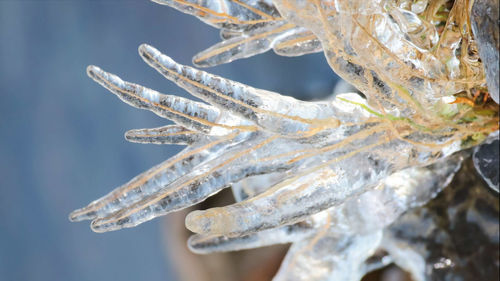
[0,1,339,281]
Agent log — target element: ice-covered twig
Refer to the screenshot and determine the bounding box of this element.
[73,43,481,234]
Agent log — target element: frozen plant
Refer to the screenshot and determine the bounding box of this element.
[70,0,499,280]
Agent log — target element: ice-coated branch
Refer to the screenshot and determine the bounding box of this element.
[272,0,491,121]
[72,41,484,237]
[70,1,499,280]
[274,231,383,281]
[69,132,239,224]
[87,65,221,133]
[139,44,341,135]
[151,1,324,67]
[192,20,295,67]
[152,0,281,29]
[272,27,322,57]
[125,125,204,145]
[185,150,465,237]
[188,221,316,254]
[267,154,465,281]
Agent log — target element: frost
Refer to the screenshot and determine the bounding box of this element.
[70,1,499,280]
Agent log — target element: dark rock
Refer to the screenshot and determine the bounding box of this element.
[471,0,500,103]
[387,158,499,280]
[473,133,499,192]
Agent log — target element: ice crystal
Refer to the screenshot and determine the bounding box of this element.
[70,1,499,280]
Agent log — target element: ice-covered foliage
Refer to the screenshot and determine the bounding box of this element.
[70,1,499,280]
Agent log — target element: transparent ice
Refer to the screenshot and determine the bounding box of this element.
[70,1,499,280]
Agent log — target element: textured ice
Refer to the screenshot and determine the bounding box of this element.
[70,1,500,280]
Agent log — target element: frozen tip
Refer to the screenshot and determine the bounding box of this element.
[191,54,211,68]
[124,130,135,140]
[86,65,101,78]
[124,130,145,143]
[68,210,80,222]
[68,207,96,222]
[186,234,212,254]
[185,209,232,235]
[90,219,110,233]
[138,44,156,57]
[185,210,211,234]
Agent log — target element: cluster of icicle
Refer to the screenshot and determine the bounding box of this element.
[70,1,499,280]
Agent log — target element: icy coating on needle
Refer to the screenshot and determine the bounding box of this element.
[70,1,499,280]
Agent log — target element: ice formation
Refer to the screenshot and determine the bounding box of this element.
[70,0,499,280]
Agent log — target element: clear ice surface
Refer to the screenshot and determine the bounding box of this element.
[70,1,499,280]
